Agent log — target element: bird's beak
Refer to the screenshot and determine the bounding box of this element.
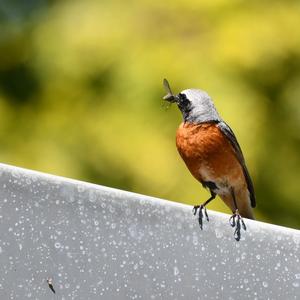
[163,78,178,103]
[163,93,177,102]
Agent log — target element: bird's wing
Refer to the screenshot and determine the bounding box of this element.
[217,121,256,208]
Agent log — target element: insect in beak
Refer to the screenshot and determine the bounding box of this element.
[163,78,178,103]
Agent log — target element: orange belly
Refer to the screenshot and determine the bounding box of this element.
[176,122,254,219]
[176,122,245,195]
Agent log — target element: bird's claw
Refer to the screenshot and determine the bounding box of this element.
[229,209,246,241]
[192,205,199,215]
[193,205,209,230]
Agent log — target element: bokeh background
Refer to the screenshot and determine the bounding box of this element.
[0,0,300,228]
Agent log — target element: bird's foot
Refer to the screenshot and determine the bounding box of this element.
[229,209,246,241]
[193,205,209,230]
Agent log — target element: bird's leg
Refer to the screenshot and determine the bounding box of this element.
[193,191,216,230]
[229,188,246,241]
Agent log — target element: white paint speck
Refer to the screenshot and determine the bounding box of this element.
[174,266,179,276]
[262,281,268,288]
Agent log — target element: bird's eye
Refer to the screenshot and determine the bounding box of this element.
[177,93,191,110]
[179,93,187,100]
[178,93,190,105]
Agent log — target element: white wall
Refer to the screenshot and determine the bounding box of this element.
[0,163,299,299]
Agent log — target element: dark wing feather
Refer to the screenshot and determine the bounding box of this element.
[217,122,256,208]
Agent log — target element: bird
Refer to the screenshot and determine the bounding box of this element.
[163,79,255,241]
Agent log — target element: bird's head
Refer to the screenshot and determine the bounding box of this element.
[163,78,221,123]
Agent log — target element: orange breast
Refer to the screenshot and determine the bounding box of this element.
[176,122,244,186]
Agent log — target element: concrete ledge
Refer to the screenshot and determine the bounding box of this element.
[0,163,299,299]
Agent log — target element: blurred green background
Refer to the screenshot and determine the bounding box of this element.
[0,0,300,228]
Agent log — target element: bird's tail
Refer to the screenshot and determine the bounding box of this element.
[221,191,255,220]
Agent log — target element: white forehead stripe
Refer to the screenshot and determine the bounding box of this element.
[181,89,210,99]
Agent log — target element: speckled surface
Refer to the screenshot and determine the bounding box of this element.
[0,163,299,299]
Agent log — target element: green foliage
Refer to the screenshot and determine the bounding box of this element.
[0,0,300,228]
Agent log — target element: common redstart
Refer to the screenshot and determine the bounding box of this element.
[163,79,255,241]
